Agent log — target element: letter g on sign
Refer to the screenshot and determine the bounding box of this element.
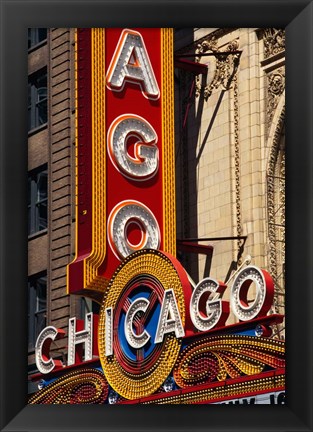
[107,114,159,181]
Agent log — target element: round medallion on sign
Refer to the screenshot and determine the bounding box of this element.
[98,249,191,400]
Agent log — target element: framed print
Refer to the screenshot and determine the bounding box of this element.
[0,0,312,431]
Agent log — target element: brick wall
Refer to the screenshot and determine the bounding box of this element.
[48,28,78,359]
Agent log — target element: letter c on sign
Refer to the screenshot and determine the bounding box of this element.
[124,297,151,349]
[107,200,160,260]
[35,326,65,374]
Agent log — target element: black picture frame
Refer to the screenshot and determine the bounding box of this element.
[0,0,312,431]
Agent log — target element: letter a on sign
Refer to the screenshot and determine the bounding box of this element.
[67,28,175,298]
[106,29,160,100]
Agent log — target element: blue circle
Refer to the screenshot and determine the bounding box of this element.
[117,285,161,361]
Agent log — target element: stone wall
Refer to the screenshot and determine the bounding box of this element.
[174,28,285,330]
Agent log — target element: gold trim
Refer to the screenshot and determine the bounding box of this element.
[28,368,109,404]
[161,28,176,256]
[141,373,285,404]
[84,28,107,292]
[68,28,176,296]
[98,249,185,400]
[66,28,79,295]
[173,334,285,388]
[67,29,108,296]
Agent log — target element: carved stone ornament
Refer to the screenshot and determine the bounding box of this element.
[195,38,240,100]
[262,28,285,59]
[267,69,285,127]
[266,108,285,338]
[269,72,285,95]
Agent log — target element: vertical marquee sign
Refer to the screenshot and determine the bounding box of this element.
[67,28,176,296]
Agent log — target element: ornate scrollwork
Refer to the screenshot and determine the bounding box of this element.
[269,72,285,95]
[262,28,285,59]
[266,108,285,338]
[173,334,285,388]
[195,39,240,100]
[267,69,285,127]
[28,368,109,404]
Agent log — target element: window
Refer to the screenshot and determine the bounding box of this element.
[28,28,47,50]
[28,68,47,131]
[80,297,100,319]
[28,272,47,350]
[28,165,48,236]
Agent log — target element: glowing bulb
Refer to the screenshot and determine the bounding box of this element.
[255,324,264,337]
[108,390,119,404]
[163,376,175,392]
[37,379,46,390]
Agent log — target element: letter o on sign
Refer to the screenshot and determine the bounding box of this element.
[230,266,274,321]
[107,200,160,260]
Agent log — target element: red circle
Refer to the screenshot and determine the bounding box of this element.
[125,219,144,247]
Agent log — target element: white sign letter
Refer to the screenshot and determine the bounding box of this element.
[108,114,158,181]
[67,312,93,366]
[35,326,65,374]
[155,289,185,343]
[105,307,113,356]
[125,297,151,349]
[190,278,228,331]
[107,200,160,260]
[230,266,274,321]
[106,28,160,100]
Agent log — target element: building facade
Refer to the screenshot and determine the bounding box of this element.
[27,28,285,402]
[174,28,285,330]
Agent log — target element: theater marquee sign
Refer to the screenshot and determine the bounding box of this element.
[66,27,176,296]
[29,28,285,405]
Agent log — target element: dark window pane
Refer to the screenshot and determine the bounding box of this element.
[28,178,31,205]
[28,83,32,106]
[36,312,46,335]
[38,28,47,42]
[28,316,34,349]
[37,202,47,230]
[28,206,31,234]
[37,277,47,311]
[93,302,100,314]
[37,171,47,201]
[28,28,47,49]
[28,29,32,49]
[37,99,47,126]
[28,69,47,131]
[28,273,47,350]
[80,297,100,319]
[38,298,46,312]
[28,107,32,131]
[37,86,47,101]
[28,165,48,235]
